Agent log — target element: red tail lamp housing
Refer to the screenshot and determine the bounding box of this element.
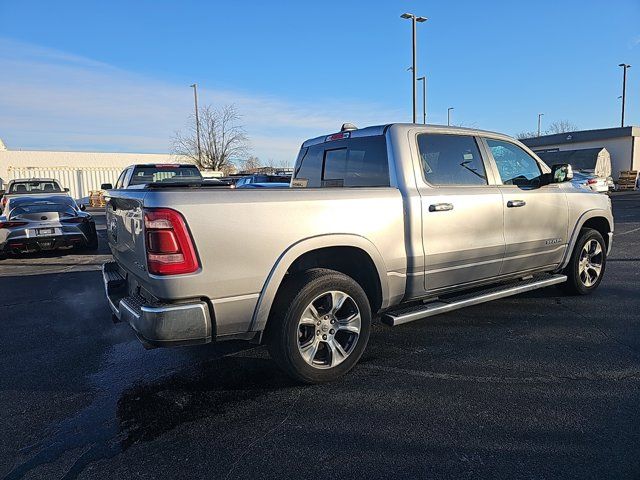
[144,208,199,275]
[0,221,28,228]
[60,216,87,223]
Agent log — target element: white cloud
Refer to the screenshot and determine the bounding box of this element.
[0,38,404,162]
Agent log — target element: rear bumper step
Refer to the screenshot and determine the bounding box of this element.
[381,274,567,327]
[102,262,212,348]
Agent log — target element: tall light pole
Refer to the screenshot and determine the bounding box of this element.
[190,83,202,164]
[619,63,631,127]
[401,13,427,123]
[447,107,454,126]
[417,76,427,124]
[537,113,544,137]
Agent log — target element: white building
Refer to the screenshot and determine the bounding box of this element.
[0,139,190,200]
[521,126,640,179]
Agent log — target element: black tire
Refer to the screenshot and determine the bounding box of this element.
[562,228,607,295]
[266,268,372,384]
[83,224,99,251]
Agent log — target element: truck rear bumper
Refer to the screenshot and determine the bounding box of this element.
[103,262,212,348]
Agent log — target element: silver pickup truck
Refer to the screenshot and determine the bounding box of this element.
[103,124,613,383]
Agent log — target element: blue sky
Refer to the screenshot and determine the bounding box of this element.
[1,0,639,163]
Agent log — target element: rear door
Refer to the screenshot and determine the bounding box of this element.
[415,133,505,291]
[482,137,569,275]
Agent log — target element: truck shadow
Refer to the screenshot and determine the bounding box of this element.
[115,355,297,451]
[5,349,298,480]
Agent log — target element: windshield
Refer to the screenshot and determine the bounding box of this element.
[9,181,63,194]
[129,166,203,185]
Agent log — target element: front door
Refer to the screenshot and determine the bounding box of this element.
[416,133,506,292]
[483,138,569,275]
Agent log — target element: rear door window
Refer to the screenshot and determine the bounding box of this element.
[417,134,487,186]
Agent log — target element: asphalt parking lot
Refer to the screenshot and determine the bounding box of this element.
[1,194,639,480]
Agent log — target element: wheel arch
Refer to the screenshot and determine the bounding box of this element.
[559,209,613,270]
[250,234,390,333]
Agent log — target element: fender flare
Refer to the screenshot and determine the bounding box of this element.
[250,234,390,332]
[559,208,613,270]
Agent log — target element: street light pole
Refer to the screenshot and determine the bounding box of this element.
[619,63,631,127]
[537,113,544,137]
[417,76,427,124]
[190,83,202,164]
[401,13,427,123]
[447,107,454,126]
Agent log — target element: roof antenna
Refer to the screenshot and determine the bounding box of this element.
[341,123,358,132]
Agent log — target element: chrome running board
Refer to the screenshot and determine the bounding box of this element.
[381,274,567,327]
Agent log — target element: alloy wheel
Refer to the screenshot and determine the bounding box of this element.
[578,239,603,287]
[297,290,361,369]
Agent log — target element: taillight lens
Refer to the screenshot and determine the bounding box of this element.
[0,221,28,228]
[61,217,86,223]
[144,208,199,275]
[587,179,598,185]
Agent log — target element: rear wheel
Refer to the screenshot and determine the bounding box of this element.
[266,269,371,384]
[562,228,606,295]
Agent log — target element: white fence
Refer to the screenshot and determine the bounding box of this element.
[7,166,122,201]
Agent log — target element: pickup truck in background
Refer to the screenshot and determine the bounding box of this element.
[101,163,205,190]
[102,124,614,383]
[1,178,70,212]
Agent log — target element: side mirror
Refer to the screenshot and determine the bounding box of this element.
[101,183,113,190]
[79,204,86,211]
[64,188,70,192]
[551,163,573,183]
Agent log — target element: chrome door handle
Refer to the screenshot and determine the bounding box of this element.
[428,203,454,212]
[507,200,526,208]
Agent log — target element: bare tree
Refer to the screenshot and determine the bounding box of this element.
[515,120,578,140]
[515,131,539,140]
[239,155,262,172]
[545,120,578,135]
[265,158,292,169]
[172,104,249,171]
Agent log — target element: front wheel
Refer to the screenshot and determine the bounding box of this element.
[266,269,372,384]
[562,228,607,295]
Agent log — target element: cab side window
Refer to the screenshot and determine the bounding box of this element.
[417,134,487,186]
[292,135,389,188]
[486,139,542,187]
[114,169,128,189]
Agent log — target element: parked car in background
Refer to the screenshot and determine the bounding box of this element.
[571,171,609,193]
[1,195,98,255]
[234,174,291,188]
[101,164,203,190]
[103,123,613,383]
[236,182,290,189]
[0,178,70,212]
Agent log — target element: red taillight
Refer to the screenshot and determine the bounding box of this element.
[0,221,28,228]
[144,208,199,275]
[61,217,86,223]
[587,179,598,185]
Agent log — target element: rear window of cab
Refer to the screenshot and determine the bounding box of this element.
[293,136,389,188]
